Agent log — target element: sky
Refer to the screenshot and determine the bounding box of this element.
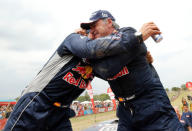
[0,0,192,99]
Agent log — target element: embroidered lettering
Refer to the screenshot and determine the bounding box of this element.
[79,79,87,89]
[107,67,129,80]
[63,72,81,86]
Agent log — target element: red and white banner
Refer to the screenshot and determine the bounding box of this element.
[86,83,95,113]
[107,87,115,99]
[87,83,94,99]
[186,82,192,91]
[107,87,116,110]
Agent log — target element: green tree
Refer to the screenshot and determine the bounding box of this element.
[76,96,86,102]
[171,87,180,91]
[99,93,110,101]
[181,84,187,90]
[76,92,90,102]
[93,95,100,100]
[84,92,90,101]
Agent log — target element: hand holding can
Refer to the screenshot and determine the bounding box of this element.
[139,22,163,43]
[152,34,163,43]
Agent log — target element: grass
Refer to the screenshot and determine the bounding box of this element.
[70,111,117,131]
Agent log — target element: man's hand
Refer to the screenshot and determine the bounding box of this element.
[88,31,95,40]
[188,127,192,131]
[75,28,96,40]
[139,22,161,41]
[75,28,87,36]
[146,51,153,64]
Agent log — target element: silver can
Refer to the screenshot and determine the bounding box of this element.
[152,34,163,43]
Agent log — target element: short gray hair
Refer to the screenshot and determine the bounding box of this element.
[112,21,120,29]
[102,18,120,29]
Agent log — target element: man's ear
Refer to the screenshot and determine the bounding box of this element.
[107,18,113,27]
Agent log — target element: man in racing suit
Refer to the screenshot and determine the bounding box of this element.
[4,27,140,130]
[81,10,185,131]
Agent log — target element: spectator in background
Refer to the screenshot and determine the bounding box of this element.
[182,98,189,107]
[78,104,84,116]
[71,102,78,116]
[5,105,13,119]
[174,106,192,131]
[182,97,189,112]
[181,105,192,130]
[0,106,6,119]
[0,106,4,119]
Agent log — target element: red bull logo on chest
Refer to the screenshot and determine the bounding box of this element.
[107,66,129,80]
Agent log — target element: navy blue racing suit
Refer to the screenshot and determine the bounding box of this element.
[91,27,185,131]
[4,30,135,131]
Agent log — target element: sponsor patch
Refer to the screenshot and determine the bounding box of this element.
[107,66,129,80]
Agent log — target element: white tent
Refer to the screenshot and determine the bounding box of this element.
[94,100,101,103]
[104,99,112,103]
[72,101,79,104]
[81,101,91,104]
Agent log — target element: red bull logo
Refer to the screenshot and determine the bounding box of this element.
[107,66,129,80]
[63,72,90,89]
[72,65,93,79]
[63,63,93,89]
[63,72,81,86]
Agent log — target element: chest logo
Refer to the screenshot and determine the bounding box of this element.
[107,66,129,80]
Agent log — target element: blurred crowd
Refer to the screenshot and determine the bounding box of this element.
[71,100,116,116]
[0,104,14,120]
[0,100,115,120]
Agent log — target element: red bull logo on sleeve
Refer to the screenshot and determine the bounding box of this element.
[72,65,93,79]
[62,63,93,89]
[63,72,81,86]
[63,72,90,89]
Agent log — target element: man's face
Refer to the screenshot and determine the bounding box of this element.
[90,19,112,39]
[183,106,188,112]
